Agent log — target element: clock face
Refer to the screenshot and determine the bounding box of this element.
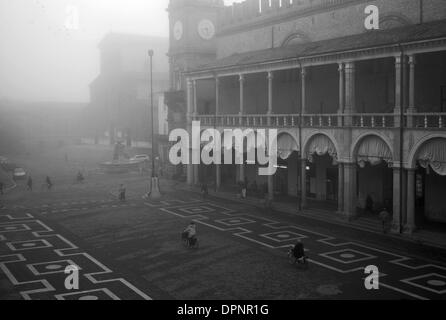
[198,19,215,40]
[173,20,183,41]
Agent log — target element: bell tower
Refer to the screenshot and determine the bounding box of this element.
[167,0,224,91]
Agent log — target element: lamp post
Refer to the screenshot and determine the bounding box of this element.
[147,49,162,199]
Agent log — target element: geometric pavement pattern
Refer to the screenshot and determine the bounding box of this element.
[150,197,446,301]
[0,212,151,300]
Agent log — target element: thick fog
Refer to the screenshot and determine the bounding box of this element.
[0,0,241,104]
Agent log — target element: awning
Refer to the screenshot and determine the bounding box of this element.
[357,136,393,168]
[306,135,337,163]
[277,134,299,160]
[416,138,446,176]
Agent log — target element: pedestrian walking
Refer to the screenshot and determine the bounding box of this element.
[379,208,391,234]
[27,176,33,191]
[46,176,53,190]
[119,184,126,201]
[201,182,208,199]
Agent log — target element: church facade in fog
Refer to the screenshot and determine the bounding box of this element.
[89,33,170,146]
[167,0,446,235]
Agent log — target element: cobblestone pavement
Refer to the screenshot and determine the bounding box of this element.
[1,178,445,299]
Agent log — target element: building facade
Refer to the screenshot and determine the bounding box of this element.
[170,0,446,234]
[89,33,170,146]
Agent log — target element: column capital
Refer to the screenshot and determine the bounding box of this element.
[338,62,345,72]
[186,78,193,88]
[408,54,416,65]
[395,55,403,65]
[345,61,355,71]
[267,71,274,80]
[239,74,245,82]
[301,67,307,76]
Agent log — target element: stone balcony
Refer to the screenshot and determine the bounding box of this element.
[194,112,446,130]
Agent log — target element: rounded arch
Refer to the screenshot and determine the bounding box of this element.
[303,132,339,161]
[277,132,299,160]
[281,32,310,47]
[352,133,394,168]
[380,13,412,29]
[352,132,394,161]
[408,134,446,171]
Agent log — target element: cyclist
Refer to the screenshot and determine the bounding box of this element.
[183,222,197,246]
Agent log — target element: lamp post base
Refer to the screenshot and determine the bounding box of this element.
[146,177,162,200]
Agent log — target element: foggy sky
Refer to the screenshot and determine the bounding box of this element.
[0,0,242,104]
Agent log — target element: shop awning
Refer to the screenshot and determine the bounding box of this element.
[416,138,446,176]
[306,135,337,163]
[357,136,393,168]
[277,134,299,160]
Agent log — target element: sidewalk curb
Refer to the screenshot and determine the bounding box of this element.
[177,185,446,253]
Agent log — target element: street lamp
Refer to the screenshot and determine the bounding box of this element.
[147,49,162,200]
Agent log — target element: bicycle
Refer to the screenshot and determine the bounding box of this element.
[182,232,199,249]
[287,248,309,269]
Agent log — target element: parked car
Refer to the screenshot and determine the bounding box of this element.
[130,155,150,163]
[13,168,27,180]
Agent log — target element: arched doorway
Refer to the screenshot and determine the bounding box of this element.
[354,135,394,215]
[304,134,339,208]
[412,138,446,228]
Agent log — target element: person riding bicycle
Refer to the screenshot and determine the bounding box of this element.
[77,171,84,183]
[292,239,306,261]
[183,222,197,246]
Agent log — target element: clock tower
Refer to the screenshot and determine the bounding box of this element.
[167,0,224,91]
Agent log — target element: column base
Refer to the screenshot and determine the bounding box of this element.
[146,177,162,200]
[403,224,417,235]
[391,222,402,234]
[344,213,357,222]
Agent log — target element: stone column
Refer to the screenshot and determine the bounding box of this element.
[239,74,245,117]
[239,74,245,182]
[186,79,194,186]
[394,55,403,127]
[343,162,357,220]
[193,80,200,185]
[215,77,221,190]
[337,163,344,214]
[338,63,345,114]
[193,80,198,115]
[301,159,307,208]
[215,76,220,115]
[301,67,307,115]
[407,55,416,127]
[404,169,416,234]
[344,62,356,126]
[392,167,402,233]
[216,164,221,191]
[267,71,274,126]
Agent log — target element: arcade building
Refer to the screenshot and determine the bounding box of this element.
[166,0,446,235]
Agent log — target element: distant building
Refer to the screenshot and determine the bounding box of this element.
[0,100,86,152]
[88,33,170,147]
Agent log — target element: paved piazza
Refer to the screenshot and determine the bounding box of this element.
[1,180,446,300]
